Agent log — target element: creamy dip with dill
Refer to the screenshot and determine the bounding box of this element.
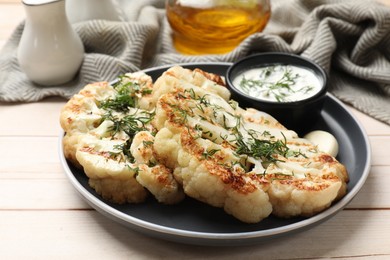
[232,65,322,102]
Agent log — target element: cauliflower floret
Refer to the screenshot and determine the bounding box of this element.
[60,82,114,133]
[241,108,287,130]
[75,134,147,203]
[150,65,230,110]
[121,71,154,111]
[60,82,115,166]
[225,186,272,224]
[264,148,348,218]
[130,131,185,204]
[89,178,147,204]
[148,127,181,169]
[169,66,230,100]
[238,108,299,141]
[267,175,342,217]
[130,131,155,164]
[136,164,185,205]
[62,133,83,168]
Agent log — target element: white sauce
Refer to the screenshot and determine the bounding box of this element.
[232,65,322,102]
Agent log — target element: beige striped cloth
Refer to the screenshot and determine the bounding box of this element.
[0,0,389,125]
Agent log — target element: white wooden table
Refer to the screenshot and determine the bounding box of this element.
[1,1,390,259]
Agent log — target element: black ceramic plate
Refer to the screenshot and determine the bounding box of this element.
[59,63,371,246]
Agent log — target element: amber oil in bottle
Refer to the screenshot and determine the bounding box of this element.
[166,0,271,55]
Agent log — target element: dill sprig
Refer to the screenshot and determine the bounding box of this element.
[103,110,154,137]
[112,141,135,163]
[99,83,136,112]
[201,149,220,159]
[103,110,154,164]
[99,75,151,112]
[234,131,290,164]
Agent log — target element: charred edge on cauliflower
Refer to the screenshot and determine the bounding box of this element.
[78,144,138,174]
[180,127,268,193]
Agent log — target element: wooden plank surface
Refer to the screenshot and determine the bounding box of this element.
[0,210,389,259]
[0,0,390,259]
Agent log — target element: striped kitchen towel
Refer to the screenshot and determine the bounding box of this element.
[0,0,389,125]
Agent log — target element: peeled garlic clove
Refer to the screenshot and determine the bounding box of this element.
[304,130,339,157]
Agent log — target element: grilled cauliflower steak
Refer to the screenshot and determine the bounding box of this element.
[131,131,185,204]
[60,82,114,167]
[76,133,148,203]
[153,127,273,223]
[60,73,184,204]
[60,65,349,223]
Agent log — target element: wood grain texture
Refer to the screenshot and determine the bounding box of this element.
[0,210,389,259]
[0,0,389,259]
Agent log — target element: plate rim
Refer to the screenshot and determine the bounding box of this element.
[59,62,372,245]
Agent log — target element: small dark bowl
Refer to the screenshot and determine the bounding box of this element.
[226,52,328,135]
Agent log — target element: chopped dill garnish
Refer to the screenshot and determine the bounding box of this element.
[113,141,135,163]
[234,131,290,164]
[102,110,154,137]
[143,140,154,147]
[99,75,151,112]
[202,149,220,159]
